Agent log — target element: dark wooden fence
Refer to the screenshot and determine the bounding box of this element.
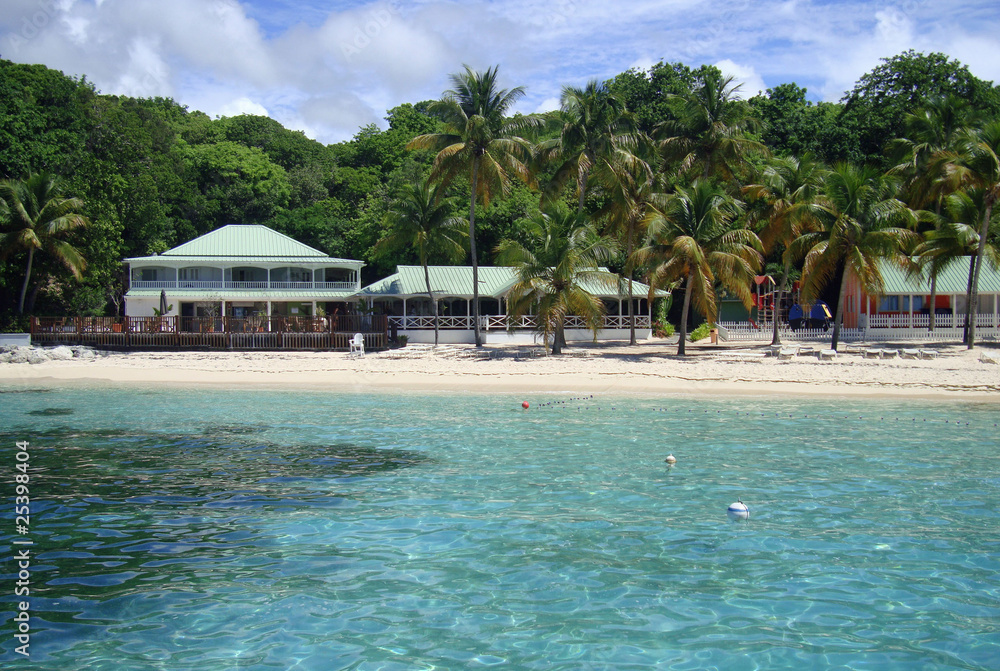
[31,316,388,351]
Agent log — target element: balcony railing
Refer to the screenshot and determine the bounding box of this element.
[388,315,652,330]
[129,280,357,291]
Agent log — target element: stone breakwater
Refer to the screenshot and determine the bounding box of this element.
[0,345,97,365]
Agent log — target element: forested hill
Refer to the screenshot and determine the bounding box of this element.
[1,51,998,322]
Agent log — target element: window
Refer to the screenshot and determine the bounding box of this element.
[878,296,899,312]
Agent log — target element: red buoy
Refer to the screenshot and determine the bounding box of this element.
[522,401,530,409]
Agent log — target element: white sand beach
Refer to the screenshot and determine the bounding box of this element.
[3,340,999,399]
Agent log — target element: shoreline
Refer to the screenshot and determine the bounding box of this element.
[3,340,999,401]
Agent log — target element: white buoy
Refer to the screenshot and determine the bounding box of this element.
[664,454,677,465]
[727,500,750,520]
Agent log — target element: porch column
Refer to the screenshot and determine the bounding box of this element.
[908,295,914,328]
[220,300,226,332]
[952,296,958,329]
[311,301,317,317]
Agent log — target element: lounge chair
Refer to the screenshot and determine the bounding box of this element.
[349,333,365,357]
[864,348,882,359]
[919,349,939,360]
[777,347,797,360]
[880,349,899,359]
[979,351,998,364]
[818,349,837,360]
[901,348,920,359]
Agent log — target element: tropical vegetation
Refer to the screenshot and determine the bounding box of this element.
[2,50,1000,351]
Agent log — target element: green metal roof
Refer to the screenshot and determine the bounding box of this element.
[357,266,667,299]
[879,257,1000,295]
[126,290,357,299]
[125,225,362,265]
[125,256,358,265]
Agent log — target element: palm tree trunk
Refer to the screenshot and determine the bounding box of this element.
[929,199,941,332]
[423,261,438,346]
[677,272,693,356]
[18,247,35,314]
[627,224,636,345]
[830,266,851,352]
[771,261,789,346]
[577,167,588,214]
[553,319,563,355]
[469,159,482,348]
[967,201,994,349]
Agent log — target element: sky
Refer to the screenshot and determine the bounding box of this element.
[2,0,999,145]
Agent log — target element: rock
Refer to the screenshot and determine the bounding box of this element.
[74,347,96,359]
[48,346,74,360]
[0,352,11,363]
[28,351,49,364]
[9,349,31,364]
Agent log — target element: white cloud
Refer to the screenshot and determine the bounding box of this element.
[2,0,998,143]
[534,97,560,113]
[713,59,766,99]
[219,96,269,118]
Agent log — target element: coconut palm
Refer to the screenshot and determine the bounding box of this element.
[889,95,980,330]
[373,180,468,346]
[408,65,538,347]
[656,70,768,184]
[537,80,646,213]
[496,203,616,355]
[0,172,89,313]
[952,121,1000,348]
[743,154,827,345]
[635,180,762,356]
[592,159,664,344]
[794,164,920,351]
[914,188,1000,330]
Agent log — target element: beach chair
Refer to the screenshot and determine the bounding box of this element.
[880,349,899,359]
[349,333,365,357]
[818,349,837,360]
[900,348,920,359]
[864,348,882,359]
[777,347,797,360]
[979,351,998,364]
[919,349,938,360]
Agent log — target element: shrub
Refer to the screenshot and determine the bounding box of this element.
[689,322,712,342]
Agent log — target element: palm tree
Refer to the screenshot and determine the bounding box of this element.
[953,121,1000,348]
[537,80,645,213]
[914,189,999,330]
[373,180,468,346]
[656,70,768,183]
[794,164,920,351]
[592,159,663,345]
[0,172,90,313]
[889,95,980,331]
[496,203,615,355]
[743,155,827,346]
[635,180,762,356]
[408,65,538,347]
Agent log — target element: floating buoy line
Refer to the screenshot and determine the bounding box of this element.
[521,396,997,428]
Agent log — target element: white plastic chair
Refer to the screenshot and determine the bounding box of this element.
[349,333,365,356]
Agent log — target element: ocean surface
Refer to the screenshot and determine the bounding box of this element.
[1,385,999,670]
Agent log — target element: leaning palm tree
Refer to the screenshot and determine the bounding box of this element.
[952,121,1000,348]
[0,172,90,313]
[888,95,980,331]
[496,203,616,355]
[635,180,762,356]
[743,154,827,346]
[408,65,539,347]
[656,70,768,184]
[914,189,1000,330]
[794,164,920,351]
[373,180,468,346]
[537,80,646,213]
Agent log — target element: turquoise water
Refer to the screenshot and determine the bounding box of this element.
[1,386,999,670]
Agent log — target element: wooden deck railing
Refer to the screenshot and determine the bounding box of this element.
[30,315,388,351]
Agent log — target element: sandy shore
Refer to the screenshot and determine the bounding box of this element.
[3,339,999,400]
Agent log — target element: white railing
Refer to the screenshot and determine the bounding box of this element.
[867,313,996,329]
[130,280,357,291]
[716,319,1000,343]
[391,315,651,331]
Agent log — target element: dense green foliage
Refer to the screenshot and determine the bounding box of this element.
[1,51,999,346]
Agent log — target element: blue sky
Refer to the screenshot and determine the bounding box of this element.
[2,0,998,144]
